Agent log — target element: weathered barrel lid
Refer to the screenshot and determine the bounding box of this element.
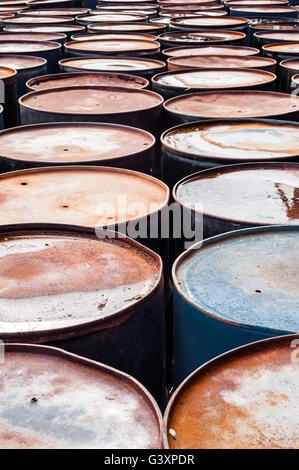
[162,118,299,161]
[174,162,299,226]
[250,23,299,31]
[230,5,298,13]
[173,225,299,332]
[0,65,16,78]
[0,221,165,337]
[263,42,299,54]
[153,68,276,90]
[164,334,299,449]
[0,344,163,449]
[64,38,160,54]
[1,15,74,24]
[0,122,155,163]
[97,5,158,10]
[255,30,299,42]
[170,16,248,28]
[20,85,163,115]
[161,11,228,17]
[59,56,166,72]
[0,40,61,53]
[0,343,163,449]
[0,32,66,42]
[167,54,275,70]
[292,73,299,85]
[87,22,166,32]
[163,45,259,57]
[3,25,85,33]
[19,8,91,16]
[71,32,158,41]
[280,57,299,73]
[158,30,246,45]
[77,13,147,22]
[164,90,299,119]
[0,54,47,70]
[226,0,288,4]
[26,71,149,91]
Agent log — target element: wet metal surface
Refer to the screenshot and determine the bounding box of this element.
[165,335,299,449]
[0,344,163,449]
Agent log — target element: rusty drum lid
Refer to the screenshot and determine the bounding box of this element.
[167,54,275,70]
[0,343,163,448]
[59,56,165,73]
[163,45,260,57]
[64,38,160,54]
[0,165,168,226]
[0,223,165,335]
[164,90,299,119]
[0,54,47,70]
[0,40,61,53]
[153,68,276,90]
[162,119,299,161]
[174,162,299,225]
[26,71,149,90]
[0,32,66,42]
[0,122,155,163]
[170,16,248,28]
[20,86,163,115]
[263,42,299,55]
[0,65,16,78]
[165,334,299,448]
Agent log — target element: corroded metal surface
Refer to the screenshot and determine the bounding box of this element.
[0,344,163,449]
[165,334,299,449]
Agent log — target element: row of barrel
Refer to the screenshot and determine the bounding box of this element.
[0,0,298,450]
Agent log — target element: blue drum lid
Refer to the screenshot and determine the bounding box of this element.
[174,226,299,332]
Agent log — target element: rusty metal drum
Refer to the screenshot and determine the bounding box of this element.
[162,44,260,58]
[279,58,299,92]
[76,13,148,26]
[291,73,299,92]
[0,201,168,403]
[152,68,276,100]
[172,225,299,385]
[0,55,47,97]
[164,90,299,126]
[70,31,158,40]
[229,5,298,18]
[0,31,67,45]
[20,7,91,16]
[254,30,299,49]
[19,86,163,137]
[173,161,299,242]
[0,122,156,174]
[167,54,276,72]
[158,30,246,49]
[249,18,299,46]
[169,16,248,32]
[87,21,166,34]
[0,343,163,448]
[26,71,149,91]
[3,25,86,39]
[164,334,299,448]
[1,15,75,27]
[64,38,161,57]
[263,42,299,62]
[59,56,166,78]
[161,119,299,188]
[0,40,62,73]
[0,66,18,128]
